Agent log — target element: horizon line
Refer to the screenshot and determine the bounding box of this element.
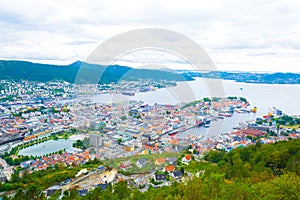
[0,58,300,74]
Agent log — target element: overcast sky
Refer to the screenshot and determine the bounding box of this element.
[0,0,300,72]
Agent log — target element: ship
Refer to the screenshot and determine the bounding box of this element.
[168,130,179,136]
[122,91,135,96]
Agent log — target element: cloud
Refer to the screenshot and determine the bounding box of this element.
[0,0,300,72]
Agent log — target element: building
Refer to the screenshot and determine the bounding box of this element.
[0,171,7,183]
[90,134,103,147]
[119,160,132,170]
[234,128,266,137]
[164,165,175,173]
[181,154,192,165]
[166,157,178,165]
[171,170,183,179]
[46,185,62,197]
[78,189,88,196]
[96,183,108,190]
[136,158,147,168]
[155,157,166,165]
[154,174,167,182]
[20,160,35,168]
[134,175,148,186]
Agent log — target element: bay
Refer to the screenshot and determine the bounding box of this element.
[90,78,300,116]
[72,78,300,138]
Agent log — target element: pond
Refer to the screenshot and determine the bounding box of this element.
[18,139,75,157]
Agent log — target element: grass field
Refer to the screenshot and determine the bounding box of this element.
[183,160,219,174]
[102,151,181,174]
[280,124,300,129]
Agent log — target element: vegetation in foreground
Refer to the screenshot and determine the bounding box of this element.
[0,159,102,194]
[0,139,299,200]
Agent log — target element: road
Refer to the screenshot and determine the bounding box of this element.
[60,170,98,190]
[0,157,13,181]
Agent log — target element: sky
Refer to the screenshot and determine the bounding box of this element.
[0,0,300,72]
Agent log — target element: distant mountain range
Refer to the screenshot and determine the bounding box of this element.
[0,60,193,83]
[0,60,299,84]
[179,71,300,84]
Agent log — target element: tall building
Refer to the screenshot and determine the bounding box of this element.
[90,134,103,148]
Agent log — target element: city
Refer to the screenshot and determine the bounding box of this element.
[0,79,299,198]
[1,0,300,199]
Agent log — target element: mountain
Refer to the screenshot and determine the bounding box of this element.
[2,60,299,84]
[180,71,300,84]
[0,60,193,83]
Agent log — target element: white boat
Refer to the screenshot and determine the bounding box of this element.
[204,122,211,128]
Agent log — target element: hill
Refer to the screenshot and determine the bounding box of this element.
[181,71,300,84]
[1,139,299,199]
[0,60,193,83]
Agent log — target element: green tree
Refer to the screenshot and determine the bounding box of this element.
[114,181,130,199]
[1,194,9,200]
[12,188,24,200]
[48,190,61,200]
[255,139,262,148]
[117,138,122,145]
[69,188,79,200]
[89,148,96,155]
[204,150,225,163]
[120,115,127,121]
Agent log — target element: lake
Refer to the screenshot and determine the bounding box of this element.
[18,139,74,157]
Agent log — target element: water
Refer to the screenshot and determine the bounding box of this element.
[71,78,300,138]
[222,80,300,116]
[87,78,300,116]
[18,139,74,157]
[178,112,258,138]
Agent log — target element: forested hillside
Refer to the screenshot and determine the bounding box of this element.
[1,139,299,200]
[0,60,193,83]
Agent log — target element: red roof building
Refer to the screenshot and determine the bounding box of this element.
[164,165,175,172]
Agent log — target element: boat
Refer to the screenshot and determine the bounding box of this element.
[234,108,243,113]
[204,121,211,128]
[219,112,232,117]
[233,125,242,130]
[168,130,178,136]
[241,108,251,113]
[251,107,257,113]
[122,91,135,96]
[204,123,210,128]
